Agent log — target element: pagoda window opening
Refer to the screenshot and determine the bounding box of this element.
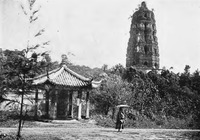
[139,23,145,29]
[144,45,148,55]
[144,23,147,29]
[136,46,140,52]
[144,62,148,66]
[152,24,156,30]
[154,63,158,67]
[154,48,157,55]
[144,13,147,18]
[147,23,152,29]
[132,24,136,28]
[154,36,157,42]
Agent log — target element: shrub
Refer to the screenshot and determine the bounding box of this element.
[92,113,157,128]
[0,110,19,121]
[91,115,115,127]
[164,116,191,129]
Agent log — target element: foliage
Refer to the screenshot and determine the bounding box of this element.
[0,110,19,123]
[68,65,103,80]
[90,73,131,115]
[90,64,200,129]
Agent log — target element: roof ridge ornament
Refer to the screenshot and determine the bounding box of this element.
[60,54,69,67]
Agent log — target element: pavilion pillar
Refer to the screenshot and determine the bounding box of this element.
[77,90,82,120]
[66,91,69,118]
[34,87,38,120]
[51,89,58,119]
[85,91,90,119]
[68,91,73,118]
[45,89,50,118]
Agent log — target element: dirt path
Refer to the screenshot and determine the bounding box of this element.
[0,121,200,140]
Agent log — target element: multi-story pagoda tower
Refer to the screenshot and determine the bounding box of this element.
[126,2,159,70]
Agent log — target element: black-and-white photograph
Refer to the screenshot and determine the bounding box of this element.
[0,0,200,139]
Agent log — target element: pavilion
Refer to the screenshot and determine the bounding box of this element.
[32,64,100,120]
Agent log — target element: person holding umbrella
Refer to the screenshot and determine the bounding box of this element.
[115,104,129,132]
[115,107,125,132]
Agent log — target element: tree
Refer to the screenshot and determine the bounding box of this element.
[110,64,125,77]
[124,70,161,119]
[0,50,7,103]
[102,64,108,72]
[179,65,191,87]
[91,74,130,116]
[191,70,200,94]
[89,65,200,128]
[0,0,49,139]
[1,49,46,139]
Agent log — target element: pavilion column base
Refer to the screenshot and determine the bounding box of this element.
[49,90,58,119]
[77,91,82,120]
[85,91,90,119]
[34,88,39,120]
[68,91,73,118]
[45,90,50,119]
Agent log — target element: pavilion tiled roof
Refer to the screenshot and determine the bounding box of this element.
[33,65,93,88]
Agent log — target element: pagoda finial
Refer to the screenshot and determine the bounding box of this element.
[140,1,148,9]
[141,1,146,7]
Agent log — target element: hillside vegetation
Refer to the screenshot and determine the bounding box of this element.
[89,64,200,129]
[1,49,200,129]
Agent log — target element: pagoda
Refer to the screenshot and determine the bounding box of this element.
[126,1,159,70]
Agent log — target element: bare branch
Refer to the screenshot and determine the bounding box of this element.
[34,32,41,37]
[67,52,75,56]
[4,98,31,108]
[41,51,48,56]
[4,100,18,108]
[30,16,38,23]
[27,44,40,52]
[43,41,50,46]
[28,0,36,10]
[24,95,34,104]
[21,5,27,15]
[34,44,40,49]
[34,28,45,37]
[32,9,39,16]
[128,15,133,19]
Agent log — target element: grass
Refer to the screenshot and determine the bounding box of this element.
[0,113,199,140]
[91,113,195,129]
[0,110,198,139]
[0,110,196,129]
[0,123,199,140]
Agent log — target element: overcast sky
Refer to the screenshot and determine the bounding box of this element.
[1,0,200,72]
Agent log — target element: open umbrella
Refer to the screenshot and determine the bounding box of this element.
[116,104,130,108]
